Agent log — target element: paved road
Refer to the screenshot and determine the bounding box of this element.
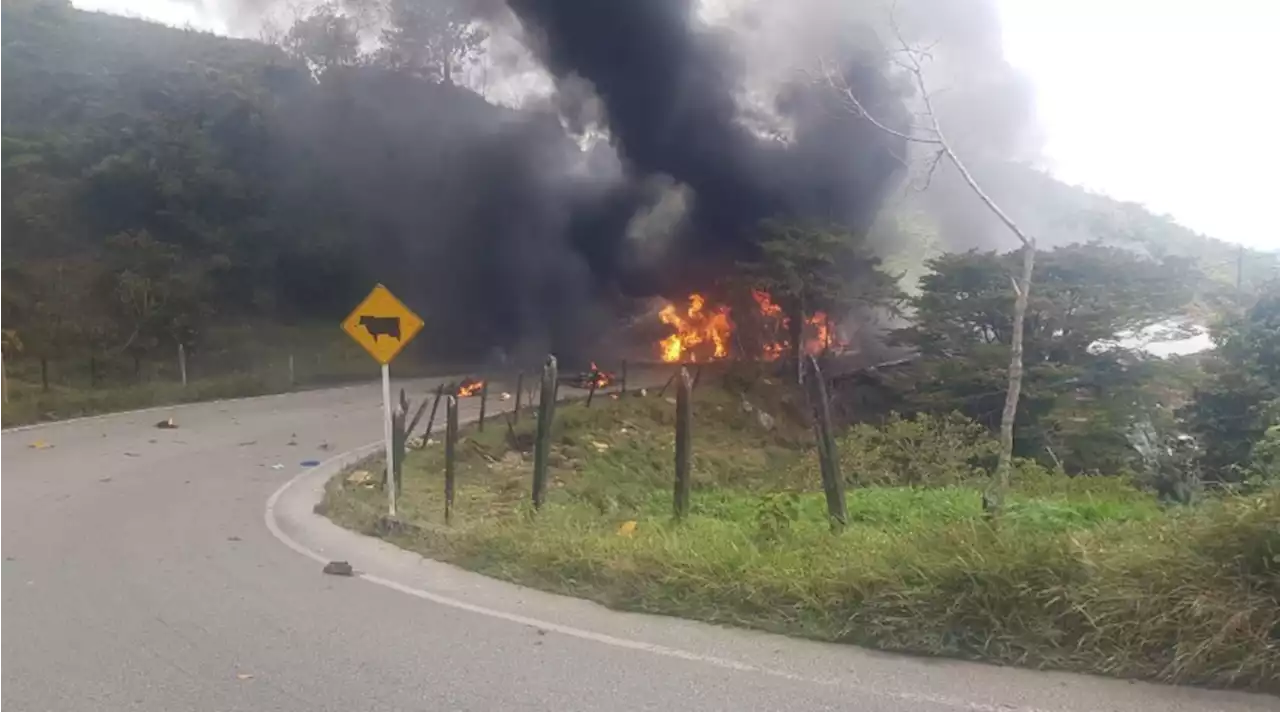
[3,381,1274,712]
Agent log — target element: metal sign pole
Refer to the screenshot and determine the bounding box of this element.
[382,362,396,517]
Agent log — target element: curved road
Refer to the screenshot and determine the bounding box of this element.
[3,381,1273,712]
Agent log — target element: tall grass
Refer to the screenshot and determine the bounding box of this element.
[322,388,1280,691]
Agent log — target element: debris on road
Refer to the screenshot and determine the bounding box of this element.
[500,391,512,401]
[124,452,141,457]
[237,440,257,447]
[155,418,178,429]
[300,460,320,468]
[270,463,285,470]
[236,673,254,681]
[322,560,354,576]
[318,442,332,451]
[27,440,53,450]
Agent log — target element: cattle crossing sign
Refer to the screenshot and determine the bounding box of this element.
[341,284,424,365]
[342,284,425,517]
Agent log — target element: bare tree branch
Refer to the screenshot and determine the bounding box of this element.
[819,7,1039,515]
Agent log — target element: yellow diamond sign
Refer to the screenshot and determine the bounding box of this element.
[341,284,425,365]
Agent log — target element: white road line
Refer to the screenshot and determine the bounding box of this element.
[264,447,1057,712]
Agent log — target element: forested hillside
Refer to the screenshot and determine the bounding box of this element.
[3,0,1275,394]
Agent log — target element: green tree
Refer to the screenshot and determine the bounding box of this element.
[896,243,1198,472]
[737,220,902,375]
[283,3,361,74]
[102,230,211,375]
[1181,285,1280,483]
[376,0,487,84]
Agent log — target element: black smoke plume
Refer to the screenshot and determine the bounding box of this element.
[223,0,916,363]
[507,0,908,299]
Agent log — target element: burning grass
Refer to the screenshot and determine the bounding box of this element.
[322,379,1280,691]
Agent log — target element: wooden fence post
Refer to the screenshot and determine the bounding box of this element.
[406,388,432,440]
[674,367,693,520]
[658,370,678,398]
[585,373,598,408]
[178,343,188,387]
[445,395,458,524]
[805,355,846,530]
[422,383,446,442]
[532,355,558,510]
[391,400,407,497]
[478,378,489,432]
[513,371,524,423]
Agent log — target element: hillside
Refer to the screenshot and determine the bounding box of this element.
[999,164,1277,292]
[3,0,1271,377]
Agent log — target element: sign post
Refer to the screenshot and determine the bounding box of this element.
[342,284,425,517]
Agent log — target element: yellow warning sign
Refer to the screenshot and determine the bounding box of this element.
[341,284,424,365]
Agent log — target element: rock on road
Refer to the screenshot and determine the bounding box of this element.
[2,381,1273,712]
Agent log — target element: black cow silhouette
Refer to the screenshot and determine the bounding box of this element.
[358,315,401,341]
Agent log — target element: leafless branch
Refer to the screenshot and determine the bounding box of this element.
[820,3,1039,516]
[817,57,940,146]
[915,147,945,191]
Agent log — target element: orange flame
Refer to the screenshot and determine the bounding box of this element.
[658,293,732,363]
[588,362,613,388]
[655,290,846,362]
[751,289,783,318]
[457,378,484,397]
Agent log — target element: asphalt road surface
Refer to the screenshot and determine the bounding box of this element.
[3,380,1275,712]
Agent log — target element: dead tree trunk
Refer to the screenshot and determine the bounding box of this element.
[821,20,1038,517]
[990,243,1035,513]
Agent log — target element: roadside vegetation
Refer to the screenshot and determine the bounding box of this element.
[323,377,1280,691]
[0,324,455,426]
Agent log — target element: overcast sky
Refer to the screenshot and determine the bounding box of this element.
[70,0,1280,251]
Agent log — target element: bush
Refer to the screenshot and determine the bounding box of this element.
[837,412,997,486]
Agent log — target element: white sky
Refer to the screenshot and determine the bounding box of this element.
[996,0,1279,250]
[69,0,1280,251]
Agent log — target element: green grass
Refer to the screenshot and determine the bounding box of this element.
[321,385,1280,692]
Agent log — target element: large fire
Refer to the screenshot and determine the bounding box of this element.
[658,293,732,363]
[656,291,843,363]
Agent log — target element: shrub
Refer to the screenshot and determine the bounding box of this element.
[837,412,997,486]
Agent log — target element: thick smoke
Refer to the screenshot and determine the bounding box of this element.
[505,0,907,301]
[206,0,1034,359]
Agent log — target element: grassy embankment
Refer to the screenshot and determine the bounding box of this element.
[1,324,454,426]
[322,377,1280,691]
